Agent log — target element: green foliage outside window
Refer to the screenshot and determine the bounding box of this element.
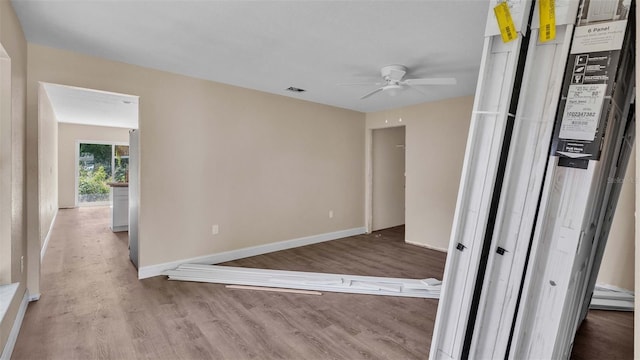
[114,155,129,183]
[78,166,110,196]
[78,143,129,203]
[80,144,112,169]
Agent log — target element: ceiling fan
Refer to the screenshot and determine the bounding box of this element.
[343,64,457,100]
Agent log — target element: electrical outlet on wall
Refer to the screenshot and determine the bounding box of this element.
[20,256,24,273]
[212,224,219,235]
[329,210,334,219]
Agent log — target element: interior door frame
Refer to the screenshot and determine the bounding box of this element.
[74,139,128,207]
[365,124,406,233]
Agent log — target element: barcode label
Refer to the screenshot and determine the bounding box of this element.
[539,0,556,42]
[494,2,517,43]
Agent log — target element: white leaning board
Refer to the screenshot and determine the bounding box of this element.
[430,0,634,359]
[469,22,579,359]
[512,15,634,359]
[429,1,533,359]
[165,264,441,299]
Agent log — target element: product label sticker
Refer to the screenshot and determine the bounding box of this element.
[494,2,518,42]
[539,0,556,42]
[552,6,630,163]
[559,83,606,141]
[486,0,526,37]
[571,20,627,54]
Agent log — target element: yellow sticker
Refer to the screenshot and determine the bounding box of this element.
[494,2,518,43]
[539,0,556,42]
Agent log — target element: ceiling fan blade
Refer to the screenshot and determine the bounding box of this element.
[338,82,384,86]
[406,84,428,96]
[403,78,457,86]
[360,87,385,100]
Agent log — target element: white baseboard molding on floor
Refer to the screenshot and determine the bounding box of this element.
[594,283,633,295]
[405,240,447,253]
[166,264,441,298]
[138,227,367,280]
[40,209,59,261]
[589,283,634,311]
[1,288,28,360]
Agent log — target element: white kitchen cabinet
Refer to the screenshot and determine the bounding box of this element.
[109,183,129,232]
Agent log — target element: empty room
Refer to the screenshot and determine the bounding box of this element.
[0,1,636,359]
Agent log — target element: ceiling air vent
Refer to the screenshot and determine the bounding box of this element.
[285,86,306,93]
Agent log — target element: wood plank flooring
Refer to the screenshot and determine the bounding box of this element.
[11,207,633,359]
[571,309,634,360]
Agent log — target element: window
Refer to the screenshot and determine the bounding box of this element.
[77,142,129,206]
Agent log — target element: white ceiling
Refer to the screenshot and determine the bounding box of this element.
[42,83,139,129]
[15,1,490,113]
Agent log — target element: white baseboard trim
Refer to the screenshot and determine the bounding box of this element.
[594,283,634,295]
[1,289,28,360]
[41,209,59,261]
[405,240,448,253]
[139,227,366,279]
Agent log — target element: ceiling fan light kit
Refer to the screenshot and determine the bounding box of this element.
[344,64,457,100]
[380,64,408,81]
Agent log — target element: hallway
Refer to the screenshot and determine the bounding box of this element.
[13,207,138,358]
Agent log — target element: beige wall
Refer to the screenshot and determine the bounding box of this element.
[57,123,130,208]
[28,44,365,269]
[597,146,635,291]
[38,85,57,246]
[0,0,28,353]
[366,96,473,251]
[372,126,405,231]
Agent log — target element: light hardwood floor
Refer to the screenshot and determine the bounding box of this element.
[12,207,633,359]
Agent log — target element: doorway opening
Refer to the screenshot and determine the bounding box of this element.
[371,126,406,232]
[39,82,140,271]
